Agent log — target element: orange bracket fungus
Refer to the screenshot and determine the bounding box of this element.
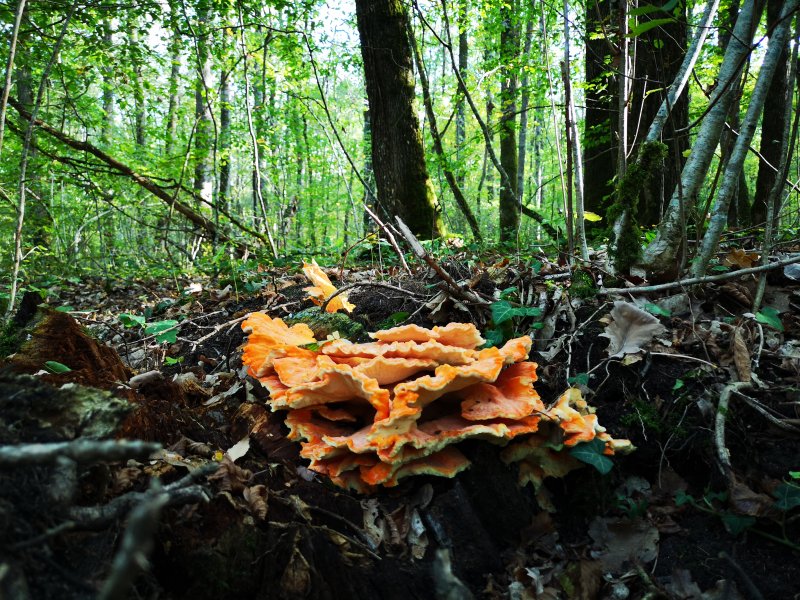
[302,259,355,313]
[242,314,632,495]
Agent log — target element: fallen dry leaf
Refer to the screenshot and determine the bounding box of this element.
[243,484,268,519]
[588,516,659,571]
[724,248,759,269]
[600,301,667,358]
[731,328,751,382]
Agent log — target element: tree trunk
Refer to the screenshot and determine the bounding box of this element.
[498,0,520,242]
[583,0,618,217]
[751,0,790,225]
[456,0,469,191]
[640,0,759,277]
[0,0,27,160]
[100,18,115,146]
[361,108,376,235]
[164,0,181,157]
[354,0,442,239]
[408,21,482,240]
[516,9,533,205]
[194,3,214,204]
[692,0,798,277]
[219,69,232,215]
[127,17,146,148]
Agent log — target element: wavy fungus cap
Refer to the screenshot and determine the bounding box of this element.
[242,312,631,494]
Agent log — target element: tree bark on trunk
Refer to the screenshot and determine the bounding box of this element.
[0,0,27,160]
[498,0,520,242]
[193,2,214,204]
[583,0,618,217]
[219,69,232,215]
[639,0,759,277]
[692,0,798,276]
[408,22,482,241]
[516,10,533,207]
[751,0,790,225]
[456,0,469,191]
[165,0,181,157]
[354,0,442,239]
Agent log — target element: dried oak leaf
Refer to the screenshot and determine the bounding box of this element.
[243,484,269,519]
[600,301,666,358]
[208,457,253,493]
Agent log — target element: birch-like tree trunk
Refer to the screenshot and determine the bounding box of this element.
[0,0,27,160]
[164,0,182,157]
[692,0,798,277]
[639,0,759,276]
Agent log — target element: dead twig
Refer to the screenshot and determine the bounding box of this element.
[0,439,161,467]
[599,254,800,295]
[394,217,489,306]
[715,382,753,485]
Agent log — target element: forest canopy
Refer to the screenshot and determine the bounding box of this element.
[0,0,799,304]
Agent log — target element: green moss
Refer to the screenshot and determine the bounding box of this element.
[607,141,668,273]
[0,322,21,359]
[569,269,597,299]
[286,307,365,341]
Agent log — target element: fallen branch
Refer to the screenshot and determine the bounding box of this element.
[715,382,752,485]
[98,487,169,600]
[394,217,489,306]
[67,463,218,529]
[0,440,160,467]
[599,253,800,295]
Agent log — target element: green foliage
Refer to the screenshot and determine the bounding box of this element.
[607,142,668,274]
[755,307,784,332]
[44,360,72,373]
[569,438,614,474]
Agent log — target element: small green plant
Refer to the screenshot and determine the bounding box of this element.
[119,312,182,344]
[484,288,543,347]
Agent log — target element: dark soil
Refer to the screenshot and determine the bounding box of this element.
[1,263,799,599]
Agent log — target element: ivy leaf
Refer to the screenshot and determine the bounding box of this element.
[491,300,542,325]
[146,320,179,344]
[569,438,614,474]
[675,490,694,507]
[491,300,516,325]
[567,373,590,386]
[755,307,784,332]
[119,313,146,328]
[44,360,72,374]
[484,328,505,348]
[773,483,800,511]
[721,514,755,536]
[643,303,671,317]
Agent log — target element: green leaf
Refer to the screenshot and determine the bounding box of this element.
[529,260,543,275]
[567,373,590,386]
[164,356,184,366]
[145,320,179,344]
[672,379,684,391]
[629,17,675,38]
[569,439,614,474]
[644,303,671,317]
[491,300,544,325]
[773,483,800,511]
[484,328,505,348]
[790,471,800,480]
[721,514,755,536]
[755,307,784,332]
[44,360,72,374]
[387,311,410,325]
[583,211,603,222]
[674,490,694,507]
[55,305,74,313]
[119,313,146,328]
[491,300,516,325]
[499,287,517,300]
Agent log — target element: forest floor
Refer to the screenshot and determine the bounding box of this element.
[1,248,799,600]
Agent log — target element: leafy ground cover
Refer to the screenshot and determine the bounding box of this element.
[1,249,799,599]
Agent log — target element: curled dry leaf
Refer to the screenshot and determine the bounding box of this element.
[243,484,269,519]
[724,248,760,269]
[600,301,667,358]
[208,457,253,493]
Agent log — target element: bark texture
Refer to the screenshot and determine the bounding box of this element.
[355,0,442,239]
